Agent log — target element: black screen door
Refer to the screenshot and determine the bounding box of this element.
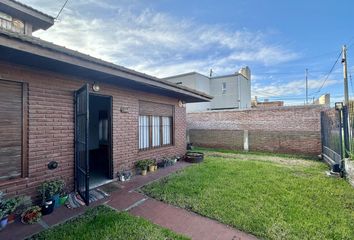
[75,84,90,205]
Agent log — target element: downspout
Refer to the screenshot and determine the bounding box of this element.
[238,75,241,109]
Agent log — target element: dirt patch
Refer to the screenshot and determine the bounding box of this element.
[205,152,320,167]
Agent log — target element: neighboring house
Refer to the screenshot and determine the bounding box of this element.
[314,93,330,106]
[251,97,284,108]
[164,67,251,112]
[0,0,211,204]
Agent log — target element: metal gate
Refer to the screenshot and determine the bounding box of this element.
[321,104,350,173]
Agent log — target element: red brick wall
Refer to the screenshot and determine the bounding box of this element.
[0,61,186,198]
[187,106,327,155]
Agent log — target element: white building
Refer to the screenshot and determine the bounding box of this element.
[164,67,251,112]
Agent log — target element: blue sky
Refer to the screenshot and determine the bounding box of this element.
[22,0,354,105]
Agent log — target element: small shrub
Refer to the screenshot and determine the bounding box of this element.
[135,159,150,171]
[38,180,65,202]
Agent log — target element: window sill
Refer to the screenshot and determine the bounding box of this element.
[138,144,174,152]
[0,177,28,188]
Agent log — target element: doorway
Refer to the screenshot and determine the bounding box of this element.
[75,84,113,205]
[88,94,113,189]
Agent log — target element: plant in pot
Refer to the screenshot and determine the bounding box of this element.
[152,159,158,171]
[11,196,32,224]
[148,159,156,172]
[0,194,17,229]
[118,170,132,182]
[21,206,42,224]
[0,209,8,230]
[4,196,23,224]
[59,190,69,206]
[162,157,175,167]
[135,160,149,176]
[0,192,8,229]
[38,179,64,215]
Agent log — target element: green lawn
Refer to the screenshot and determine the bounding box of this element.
[142,149,354,240]
[30,206,189,240]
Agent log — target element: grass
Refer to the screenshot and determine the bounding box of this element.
[142,149,354,240]
[30,205,189,240]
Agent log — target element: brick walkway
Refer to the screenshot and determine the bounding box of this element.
[0,162,257,240]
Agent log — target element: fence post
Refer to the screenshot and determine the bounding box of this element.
[320,111,325,155]
[343,106,350,158]
[243,130,249,152]
[338,108,344,161]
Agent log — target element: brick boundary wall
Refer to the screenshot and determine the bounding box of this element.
[187,105,329,155]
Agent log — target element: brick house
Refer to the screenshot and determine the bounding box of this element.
[0,1,211,204]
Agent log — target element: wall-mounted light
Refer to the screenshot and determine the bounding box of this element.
[92,82,100,92]
[47,161,58,170]
[335,102,343,111]
[178,100,186,108]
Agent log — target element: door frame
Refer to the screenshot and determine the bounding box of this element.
[89,93,114,180]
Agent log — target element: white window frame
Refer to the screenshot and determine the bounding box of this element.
[222,82,227,94]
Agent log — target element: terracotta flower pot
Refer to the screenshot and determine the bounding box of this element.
[7,214,16,224]
[141,169,147,176]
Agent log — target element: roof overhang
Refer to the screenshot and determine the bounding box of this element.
[0,0,55,31]
[0,30,212,103]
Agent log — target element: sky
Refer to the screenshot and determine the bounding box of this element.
[21,0,354,105]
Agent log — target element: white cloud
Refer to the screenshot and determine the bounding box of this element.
[21,0,298,78]
[252,78,340,98]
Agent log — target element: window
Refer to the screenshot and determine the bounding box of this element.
[162,117,172,145]
[139,116,173,150]
[0,80,28,180]
[138,101,174,150]
[222,82,227,94]
[0,12,25,34]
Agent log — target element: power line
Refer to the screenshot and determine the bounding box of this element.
[55,0,69,20]
[309,50,342,97]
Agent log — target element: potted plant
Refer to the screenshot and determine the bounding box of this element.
[152,159,158,171]
[157,159,165,169]
[59,191,69,206]
[148,159,155,172]
[0,192,8,229]
[0,194,15,229]
[21,206,42,224]
[38,179,64,215]
[135,160,149,176]
[4,196,23,224]
[117,170,132,182]
[10,196,32,224]
[0,209,8,229]
[185,152,204,163]
[162,157,175,167]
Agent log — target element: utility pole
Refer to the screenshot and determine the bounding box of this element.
[209,69,213,78]
[342,45,349,106]
[305,68,308,104]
